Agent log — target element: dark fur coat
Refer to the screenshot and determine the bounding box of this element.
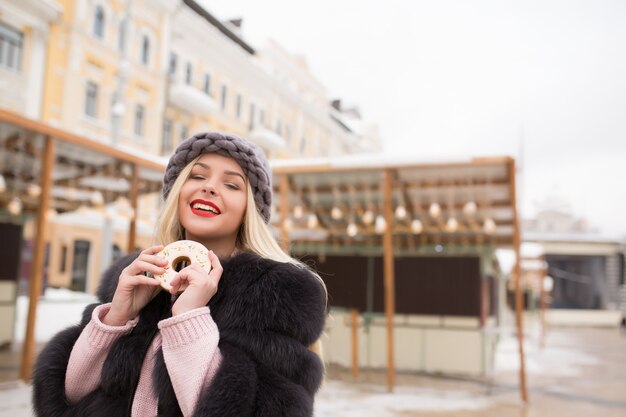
[32,251,326,417]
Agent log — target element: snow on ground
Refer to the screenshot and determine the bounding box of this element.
[315,381,492,416]
[494,333,598,377]
[14,288,97,344]
[12,289,602,415]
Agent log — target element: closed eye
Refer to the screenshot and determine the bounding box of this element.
[225,183,240,190]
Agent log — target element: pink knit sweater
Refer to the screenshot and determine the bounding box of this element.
[65,303,223,417]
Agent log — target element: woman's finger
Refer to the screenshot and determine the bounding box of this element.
[119,275,162,290]
[126,260,167,277]
[141,245,164,255]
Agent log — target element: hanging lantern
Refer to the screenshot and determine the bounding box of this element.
[410,218,423,234]
[307,213,318,229]
[7,197,23,216]
[463,201,477,217]
[395,205,407,220]
[429,202,441,218]
[331,206,343,220]
[374,215,386,234]
[347,222,358,237]
[483,217,497,234]
[283,217,293,231]
[362,209,374,225]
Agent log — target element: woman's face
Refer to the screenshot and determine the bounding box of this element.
[178,153,248,248]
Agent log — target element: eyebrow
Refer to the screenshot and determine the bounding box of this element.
[193,162,246,182]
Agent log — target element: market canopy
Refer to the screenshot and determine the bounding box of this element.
[270,154,518,251]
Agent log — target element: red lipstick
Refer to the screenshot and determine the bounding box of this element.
[190,199,221,218]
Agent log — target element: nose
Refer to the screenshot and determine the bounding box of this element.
[202,180,217,196]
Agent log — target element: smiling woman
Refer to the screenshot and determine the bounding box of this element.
[33,132,327,417]
[177,153,249,258]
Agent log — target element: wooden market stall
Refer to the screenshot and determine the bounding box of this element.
[0,109,164,381]
[271,155,528,401]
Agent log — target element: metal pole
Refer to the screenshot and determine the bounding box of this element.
[21,135,55,381]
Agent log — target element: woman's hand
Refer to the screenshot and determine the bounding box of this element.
[103,245,166,326]
[170,250,223,316]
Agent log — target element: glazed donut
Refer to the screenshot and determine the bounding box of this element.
[154,240,211,292]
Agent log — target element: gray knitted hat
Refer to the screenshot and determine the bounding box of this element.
[163,132,272,223]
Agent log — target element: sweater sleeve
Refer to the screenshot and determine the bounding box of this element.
[158,306,222,417]
[65,303,139,404]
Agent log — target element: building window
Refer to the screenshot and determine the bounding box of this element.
[180,125,188,141]
[141,35,150,66]
[0,22,23,71]
[185,62,192,85]
[203,73,211,95]
[134,104,144,136]
[235,94,242,119]
[248,102,255,130]
[93,5,105,39]
[117,20,127,53]
[85,81,98,118]
[168,52,177,76]
[162,118,172,154]
[60,245,67,273]
[259,109,265,126]
[220,84,227,110]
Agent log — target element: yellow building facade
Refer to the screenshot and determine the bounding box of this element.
[0,0,380,294]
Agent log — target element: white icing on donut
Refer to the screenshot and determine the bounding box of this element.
[154,240,211,292]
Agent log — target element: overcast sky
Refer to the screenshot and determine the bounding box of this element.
[205,0,626,237]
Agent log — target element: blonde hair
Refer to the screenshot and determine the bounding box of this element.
[153,155,327,359]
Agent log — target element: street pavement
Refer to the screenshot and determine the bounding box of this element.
[2,327,626,417]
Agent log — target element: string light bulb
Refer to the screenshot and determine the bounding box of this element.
[27,183,41,197]
[395,205,407,220]
[347,222,358,237]
[0,174,6,193]
[90,191,104,206]
[463,201,477,217]
[429,202,441,218]
[446,217,459,233]
[483,218,497,234]
[7,197,23,216]
[331,206,343,220]
[307,213,318,229]
[374,215,386,234]
[362,209,374,225]
[411,219,423,234]
[293,204,304,219]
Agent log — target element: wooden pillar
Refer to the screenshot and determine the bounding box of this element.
[279,174,290,253]
[539,255,548,348]
[382,169,396,392]
[21,135,55,382]
[127,163,139,253]
[350,309,359,379]
[509,158,528,402]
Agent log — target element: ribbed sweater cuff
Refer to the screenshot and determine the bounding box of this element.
[158,307,217,348]
[86,303,139,348]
